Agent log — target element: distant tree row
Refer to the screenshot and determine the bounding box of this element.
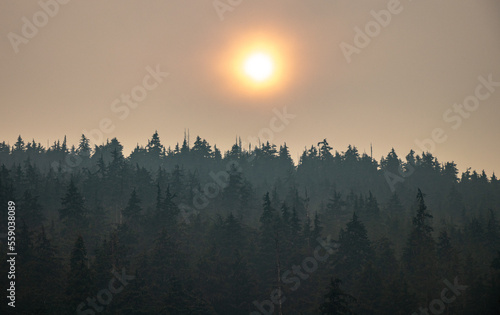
[0,133,499,313]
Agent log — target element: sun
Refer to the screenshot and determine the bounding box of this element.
[217,32,294,97]
[243,52,274,82]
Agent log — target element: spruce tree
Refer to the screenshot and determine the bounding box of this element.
[123,188,142,220]
[59,179,87,228]
[335,212,373,278]
[66,235,93,311]
[319,278,356,315]
[402,189,437,302]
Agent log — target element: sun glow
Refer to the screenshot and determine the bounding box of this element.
[216,32,293,97]
[243,52,274,82]
[233,43,285,92]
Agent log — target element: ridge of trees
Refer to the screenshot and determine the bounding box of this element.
[0,133,499,313]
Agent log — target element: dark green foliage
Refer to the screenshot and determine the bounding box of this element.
[403,189,438,301]
[59,179,87,228]
[0,135,498,314]
[320,278,356,315]
[18,190,44,228]
[335,212,373,277]
[123,188,142,220]
[66,235,93,311]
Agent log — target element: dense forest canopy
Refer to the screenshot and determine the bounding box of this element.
[0,132,499,314]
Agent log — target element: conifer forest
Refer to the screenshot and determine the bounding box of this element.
[2,2,500,314]
[0,134,499,314]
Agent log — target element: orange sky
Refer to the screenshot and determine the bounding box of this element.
[1,0,499,174]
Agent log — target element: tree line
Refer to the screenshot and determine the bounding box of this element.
[0,132,499,314]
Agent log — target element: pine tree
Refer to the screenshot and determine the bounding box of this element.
[312,212,322,244]
[223,162,249,216]
[146,131,163,156]
[326,189,345,220]
[486,209,500,248]
[66,235,93,311]
[258,192,280,290]
[385,191,404,217]
[16,220,35,309]
[77,134,91,158]
[437,230,460,279]
[59,179,87,228]
[159,186,180,228]
[281,202,290,227]
[289,206,302,249]
[169,165,185,200]
[222,212,245,257]
[110,269,151,314]
[380,148,401,174]
[31,226,64,313]
[123,188,142,220]
[302,214,312,246]
[364,191,380,219]
[13,135,25,152]
[19,190,44,228]
[353,261,383,314]
[402,189,437,302]
[336,212,373,278]
[319,278,356,315]
[317,139,333,161]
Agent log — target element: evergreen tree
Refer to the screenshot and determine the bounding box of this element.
[123,188,142,221]
[319,278,356,315]
[312,211,322,244]
[146,131,163,156]
[31,226,64,313]
[13,135,25,152]
[352,261,383,314]
[486,209,500,249]
[326,189,345,219]
[437,230,460,279]
[335,212,373,278]
[318,139,333,161]
[19,190,44,228]
[258,192,280,290]
[364,191,380,219]
[59,179,87,228]
[402,189,437,302]
[77,134,91,158]
[66,236,93,311]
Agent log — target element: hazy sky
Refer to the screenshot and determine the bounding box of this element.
[1,0,499,174]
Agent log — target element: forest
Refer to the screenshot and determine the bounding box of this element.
[0,132,499,314]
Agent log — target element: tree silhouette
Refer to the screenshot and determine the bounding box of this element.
[320,278,356,315]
